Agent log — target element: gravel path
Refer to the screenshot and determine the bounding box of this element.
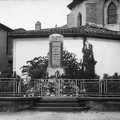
[0,111,120,120]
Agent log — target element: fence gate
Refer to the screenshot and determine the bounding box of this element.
[36,79,80,98]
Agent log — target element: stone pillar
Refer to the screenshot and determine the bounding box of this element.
[47,34,65,77]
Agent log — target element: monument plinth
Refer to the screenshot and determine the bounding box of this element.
[47,34,65,77]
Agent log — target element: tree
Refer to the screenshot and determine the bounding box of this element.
[63,49,83,79]
[0,67,20,78]
[21,40,98,79]
[21,56,48,79]
[103,72,120,79]
[21,49,83,79]
[82,38,98,79]
[103,72,120,93]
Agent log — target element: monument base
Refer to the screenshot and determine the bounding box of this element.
[47,67,65,78]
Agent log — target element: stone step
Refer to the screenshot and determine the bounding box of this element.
[31,98,90,112]
[34,102,85,107]
[31,106,90,112]
[40,99,78,103]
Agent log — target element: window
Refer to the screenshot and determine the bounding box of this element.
[77,13,82,27]
[107,2,117,24]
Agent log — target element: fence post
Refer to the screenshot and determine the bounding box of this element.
[40,79,42,97]
[83,79,85,90]
[104,80,106,94]
[75,80,77,97]
[100,79,106,95]
[18,79,22,97]
[58,79,60,98]
[105,80,107,94]
[80,79,82,92]
[100,80,102,94]
[99,80,101,94]
[13,78,15,97]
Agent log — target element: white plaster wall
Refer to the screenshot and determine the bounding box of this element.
[105,24,120,31]
[13,37,83,76]
[13,38,49,76]
[88,38,120,78]
[13,37,120,78]
[64,37,83,59]
[67,1,86,28]
[67,12,76,28]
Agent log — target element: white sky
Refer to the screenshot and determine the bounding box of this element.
[0,0,72,30]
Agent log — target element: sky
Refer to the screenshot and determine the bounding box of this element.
[0,0,72,30]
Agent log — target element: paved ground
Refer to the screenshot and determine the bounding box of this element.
[0,110,120,120]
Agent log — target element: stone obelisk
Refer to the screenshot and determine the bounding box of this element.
[47,34,65,77]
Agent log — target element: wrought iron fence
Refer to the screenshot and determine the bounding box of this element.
[103,79,120,95]
[0,78,120,97]
[0,78,35,97]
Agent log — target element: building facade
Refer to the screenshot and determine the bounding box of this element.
[6,0,120,78]
[67,0,120,31]
[0,23,13,72]
[8,25,120,78]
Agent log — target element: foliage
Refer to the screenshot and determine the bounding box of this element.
[0,67,21,96]
[103,72,120,94]
[82,40,98,79]
[21,56,48,79]
[0,67,19,78]
[20,40,99,95]
[21,39,98,79]
[62,49,83,79]
[21,50,84,79]
[103,72,120,79]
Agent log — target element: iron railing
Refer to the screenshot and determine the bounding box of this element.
[0,78,120,97]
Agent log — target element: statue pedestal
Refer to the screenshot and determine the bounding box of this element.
[47,66,65,77]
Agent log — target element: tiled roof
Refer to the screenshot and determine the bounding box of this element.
[0,23,13,32]
[8,24,120,40]
[13,28,26,32]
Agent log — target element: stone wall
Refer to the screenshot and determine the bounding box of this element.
[0,97,40,112]
[86,1,104,26]
[85,101,120,111]
[78,97,120,111]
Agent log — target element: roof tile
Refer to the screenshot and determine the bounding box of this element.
[8,24,120,40]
